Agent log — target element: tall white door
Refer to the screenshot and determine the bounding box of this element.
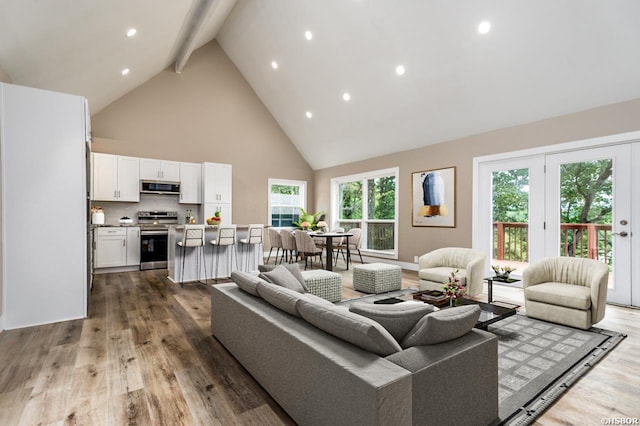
[545,145,633,305]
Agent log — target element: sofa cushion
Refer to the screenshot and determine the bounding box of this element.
[259,265,306,293]
[297,299,402,356]
[256,281,307,317]
[401,305,480,347]
[525,282,591,310]
[259,263,308,291]
[231,271,261,296]
[349,302,434,342]
[418,267,467,286]
[303,292,336,307]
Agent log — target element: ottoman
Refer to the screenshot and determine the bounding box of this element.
[301,270,343,302]
[353,263,402,294]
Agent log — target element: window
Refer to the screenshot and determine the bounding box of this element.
[268,179,306,227]
[331,168,399,258]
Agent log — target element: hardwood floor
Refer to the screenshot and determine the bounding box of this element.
[0,265,638,425]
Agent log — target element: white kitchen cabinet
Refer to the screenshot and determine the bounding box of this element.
[92,153,140,202]
[140,158,180,182]
[201,162,232,224]
[203,162,232,203]
[179,162,202,204]
[126,227,141,266]
[95,228,127,268]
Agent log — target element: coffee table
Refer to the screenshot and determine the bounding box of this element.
[387,292,517,330]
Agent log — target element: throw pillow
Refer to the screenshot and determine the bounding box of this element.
[259,263,308,291]
[297,299,402,357]
[349,302,434,342]
[256,281,306,317]
[259,265,306,293]
[231,271,261,296]
[400,305,480,348]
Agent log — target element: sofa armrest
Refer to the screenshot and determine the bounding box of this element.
[386,329,498,426]
[465,253,486,297]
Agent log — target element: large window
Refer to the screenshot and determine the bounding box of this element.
[332,168,399,258]
[268,179,306,227]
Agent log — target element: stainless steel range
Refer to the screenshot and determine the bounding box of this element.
[138,211,178,270]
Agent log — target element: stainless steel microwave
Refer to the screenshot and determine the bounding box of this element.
[140,180,180,195]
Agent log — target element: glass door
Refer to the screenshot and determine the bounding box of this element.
[476,156,545,278]
[545,145,632,305]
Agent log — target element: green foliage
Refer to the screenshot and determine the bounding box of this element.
[271,184,299,195]
[339,181,363,219]
[560,159,612,224]
[492,168,529,223]
[367,176,396,220]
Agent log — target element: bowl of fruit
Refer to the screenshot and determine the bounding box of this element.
[206,212,222,226]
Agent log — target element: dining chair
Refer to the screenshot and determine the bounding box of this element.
[294,231,324,270]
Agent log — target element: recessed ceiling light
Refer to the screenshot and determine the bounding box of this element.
[478,21,491,34]
[271,61,278,69]
[342,92,351,102]
[126,28,137,37]
[121,68,130,76]
[305,111,313,119]
[305,30,313,41]
[395,65,406,76]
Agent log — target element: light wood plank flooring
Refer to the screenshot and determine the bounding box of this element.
[0,265,638,425]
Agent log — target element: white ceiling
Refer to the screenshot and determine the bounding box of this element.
[1,1,640,170]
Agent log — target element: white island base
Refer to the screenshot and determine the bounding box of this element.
[168,225,263,283]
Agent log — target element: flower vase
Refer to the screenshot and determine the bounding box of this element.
[449,297,456,307]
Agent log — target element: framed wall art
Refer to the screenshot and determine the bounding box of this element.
[411,166,456,227]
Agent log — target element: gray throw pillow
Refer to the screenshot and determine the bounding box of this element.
[256,281,306,317]
[349,302,434,342]
[297,299,402,357]
[259,263,308,291]
[231,271,261,296]
[259,265,306,293]
[401,305,480,348]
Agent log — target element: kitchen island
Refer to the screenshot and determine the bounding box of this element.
[168,225,263,283]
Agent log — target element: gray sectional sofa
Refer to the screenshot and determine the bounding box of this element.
[211,271,499,426]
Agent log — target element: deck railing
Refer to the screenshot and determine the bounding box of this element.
[493,222,612,264]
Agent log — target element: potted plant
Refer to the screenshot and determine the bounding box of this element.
[442,269,465,306]
[293,208,325,230]
[491,265,516,280]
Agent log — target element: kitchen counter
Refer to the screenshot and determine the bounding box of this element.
[90,223,139,228]
[168,225,264,283]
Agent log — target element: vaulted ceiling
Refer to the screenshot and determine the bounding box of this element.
[1,1,639,170]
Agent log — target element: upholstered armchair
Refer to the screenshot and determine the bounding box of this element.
[418,247,486,296]
[523,257,609,330]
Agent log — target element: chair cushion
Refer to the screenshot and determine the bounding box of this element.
[349,302,434,342]
[259,265,306,293]
[259,263,308,291]
[297,299,402,357]
[256,281,307,317]
[401,305,480,348]
[231,271,261,296]
[525,282,591,310]
[418,267,467,286]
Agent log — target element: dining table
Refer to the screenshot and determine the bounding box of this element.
[308,231,353,271]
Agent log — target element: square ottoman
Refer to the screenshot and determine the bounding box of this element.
[353,263,402,294]
[301,270,343,302]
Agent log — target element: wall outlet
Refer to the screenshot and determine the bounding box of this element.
[414,256,419,263]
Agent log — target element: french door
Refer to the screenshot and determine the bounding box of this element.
[476,140,639,306]
[546,144,635,305]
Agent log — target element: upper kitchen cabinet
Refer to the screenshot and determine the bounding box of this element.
[140,158,180,182]
[203,162,232,204]
[179,162,202,204]
[92,153,140,202]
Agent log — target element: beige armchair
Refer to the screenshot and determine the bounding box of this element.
[418,247,486,296]
[523,257,609,330]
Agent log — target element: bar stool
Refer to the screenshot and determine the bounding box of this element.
[238,224,264,271]
[177,224,207,287]
[209,224,237,281]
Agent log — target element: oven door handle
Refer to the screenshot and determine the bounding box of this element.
[140,230,169,236]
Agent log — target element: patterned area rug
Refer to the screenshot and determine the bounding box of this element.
[337,293,626,426]
[488,315,626,425]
